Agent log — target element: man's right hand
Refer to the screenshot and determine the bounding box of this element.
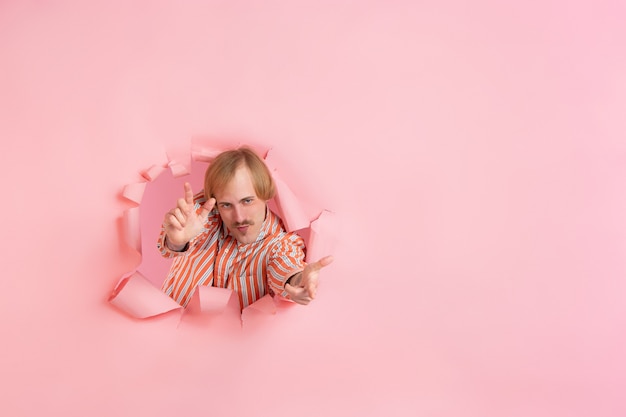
[163,182,216,251]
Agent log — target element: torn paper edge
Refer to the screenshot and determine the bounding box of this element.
[109,139,334,326]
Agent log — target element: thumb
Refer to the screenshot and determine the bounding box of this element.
[199,197,216,217]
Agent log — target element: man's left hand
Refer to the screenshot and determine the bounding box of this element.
[284,256,334,305]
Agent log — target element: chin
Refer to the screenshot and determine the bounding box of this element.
[231,232,249,245]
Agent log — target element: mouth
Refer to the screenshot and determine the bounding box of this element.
[236,225,249,233]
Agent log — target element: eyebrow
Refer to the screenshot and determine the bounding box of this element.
[217,196,255,205]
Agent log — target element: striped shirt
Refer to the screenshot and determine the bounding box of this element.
[158,192,306,309]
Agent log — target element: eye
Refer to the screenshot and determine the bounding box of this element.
[243,198,253,205]
[219,203,231,209]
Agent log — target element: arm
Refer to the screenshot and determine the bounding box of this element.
[266,233,333,305]
[266,233,306,300]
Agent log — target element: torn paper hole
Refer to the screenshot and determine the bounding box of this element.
[109,138,337,327]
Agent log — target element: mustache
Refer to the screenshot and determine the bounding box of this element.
[233,221,254,227]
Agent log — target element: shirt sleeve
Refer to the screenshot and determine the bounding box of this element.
[267,232,306,300]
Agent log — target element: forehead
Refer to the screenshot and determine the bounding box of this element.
[213,165,258,201]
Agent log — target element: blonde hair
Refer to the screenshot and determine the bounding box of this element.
[204,147,275,200]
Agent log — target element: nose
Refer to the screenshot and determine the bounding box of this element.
[232,205,245,223]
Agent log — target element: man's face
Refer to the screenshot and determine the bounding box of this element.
[213,164,267,245]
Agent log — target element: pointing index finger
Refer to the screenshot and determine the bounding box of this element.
[309,255,334,272]
[184,182,194,205]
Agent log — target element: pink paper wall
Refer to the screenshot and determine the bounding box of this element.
[1,1,625,416]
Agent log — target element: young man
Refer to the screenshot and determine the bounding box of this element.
[158,147,333,309]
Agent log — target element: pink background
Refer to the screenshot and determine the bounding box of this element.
[2,1,626,416]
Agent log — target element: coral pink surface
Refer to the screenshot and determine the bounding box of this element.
[1,1,625,416]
